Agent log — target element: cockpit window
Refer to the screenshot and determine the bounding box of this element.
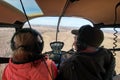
[101,28,120,49]
[0,28,15,57]
[23,17,93,52]
[4,0,43,16]
[23,17,120,53]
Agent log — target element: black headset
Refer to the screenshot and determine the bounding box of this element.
[76,39,87,51]
[11,28,44,54]
[76,25,90,51]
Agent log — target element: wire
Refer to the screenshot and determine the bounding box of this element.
[113,28,118,56]
[112,2,120,55]
[19,0,32,28]
[19,1,54,79]
[42,58,54,80]
[56,0,71,41]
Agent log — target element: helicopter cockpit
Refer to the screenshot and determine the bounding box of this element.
[0,0,120,78]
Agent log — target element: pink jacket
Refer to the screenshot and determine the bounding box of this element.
[2,58,57,80]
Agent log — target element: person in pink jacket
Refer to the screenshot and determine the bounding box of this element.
[2,28,57,80]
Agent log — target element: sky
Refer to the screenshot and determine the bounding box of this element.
[28,17,93,28]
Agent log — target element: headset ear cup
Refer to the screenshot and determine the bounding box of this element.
[36,34,44,54]
[10,35,16,51]
[37,42,44,53]
[11,41,14,50]
[76,41,87,51]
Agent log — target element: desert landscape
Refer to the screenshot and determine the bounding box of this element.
[0,26,120,79]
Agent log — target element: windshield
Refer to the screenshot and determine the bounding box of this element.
[23,17,120,52]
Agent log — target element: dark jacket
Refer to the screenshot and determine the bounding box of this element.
[56,48,115,80]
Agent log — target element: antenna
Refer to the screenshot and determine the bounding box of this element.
[20,0,32,28]
[56,0,70,41]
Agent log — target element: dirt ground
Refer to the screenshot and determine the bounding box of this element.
[0,26,120,79]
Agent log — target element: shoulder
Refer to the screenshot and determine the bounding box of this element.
[98,47,111,53]
[98,47,115,64]
[95,47,114,57]
[60,54,78,70]
[45,58,57,70]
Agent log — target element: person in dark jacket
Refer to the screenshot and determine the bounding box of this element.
[56,25,115,80]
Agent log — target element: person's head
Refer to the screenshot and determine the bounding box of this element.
[10,28,44,63]
[71,25,104,52]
